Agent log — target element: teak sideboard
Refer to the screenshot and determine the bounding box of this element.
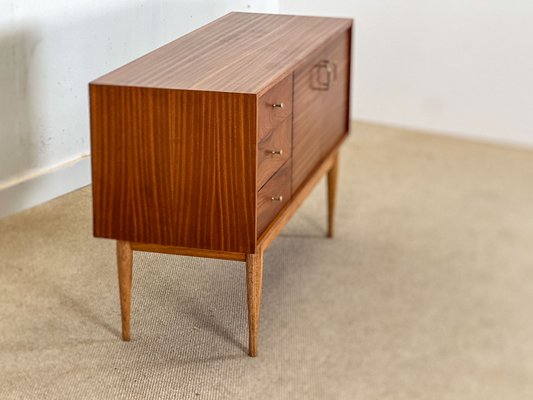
[90,12,352,357]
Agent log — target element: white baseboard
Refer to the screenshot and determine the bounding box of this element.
[0,156,91,219]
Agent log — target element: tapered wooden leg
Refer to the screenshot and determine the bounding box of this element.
[246,248,264,357]
[116,240,133,341]
[327,154,339,238]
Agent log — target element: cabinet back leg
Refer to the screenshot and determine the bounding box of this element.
[246,249,264,357]
[327,153,339,238]
[116,240,133,341]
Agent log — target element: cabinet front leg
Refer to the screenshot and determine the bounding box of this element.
[116,240,133,341]
[246,248,264,357]
[327,153,339,238]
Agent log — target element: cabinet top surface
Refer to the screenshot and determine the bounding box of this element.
[91,12,352,94]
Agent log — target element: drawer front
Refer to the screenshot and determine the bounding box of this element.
[257,159,292,236]
[258,74,293,140]
[292,30,350,192]
[257,117,292,189]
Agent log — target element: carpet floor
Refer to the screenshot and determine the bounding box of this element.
[1,122,533,399]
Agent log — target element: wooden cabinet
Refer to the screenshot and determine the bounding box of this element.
[90,12,352,357]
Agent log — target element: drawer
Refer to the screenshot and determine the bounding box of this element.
[257,159,292,236]
[258,74,293,140]
[257,117,292,189]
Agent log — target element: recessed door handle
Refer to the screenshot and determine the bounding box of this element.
[312,60,337,91]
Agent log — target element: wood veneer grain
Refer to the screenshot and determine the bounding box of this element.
[257,159,292,236]
[258,74,293,140]
[257,117,292,189]
[91,13,351,94]
[292,30,350,192]
[90,85,257,253]
[258,139,344,251]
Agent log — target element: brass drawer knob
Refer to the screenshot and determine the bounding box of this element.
[271,196,283,202]
[269,149,283,155]
[272,102,284,109]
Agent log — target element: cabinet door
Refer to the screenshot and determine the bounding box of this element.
[292,30,351,192]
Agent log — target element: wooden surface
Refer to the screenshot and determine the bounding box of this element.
[258,140,344,251]
[91,12,352,94]
[320,32,351,155]
[246,248,264,357]
[116,241,133,341]
[292,30,350,192]
[130,242,246,261]
[257,117,292,189]
[258,74,293,140]
[90,86,257,253]
[327,154,339,238]
[257,159,292,236]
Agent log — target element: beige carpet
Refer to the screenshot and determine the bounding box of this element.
[1,121,533,399]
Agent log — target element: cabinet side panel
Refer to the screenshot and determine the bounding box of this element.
[90,85,257,253]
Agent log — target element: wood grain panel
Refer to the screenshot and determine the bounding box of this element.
[321,31,351,156]
[258,74,292,140]
[90,85,257,253]
[292,30,350,192]
[258,142,344,251]
[257,117,292,189]
[91,13,352,94]
[257,159,292,236]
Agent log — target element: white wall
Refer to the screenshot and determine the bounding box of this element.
[2,1,532,217]
[280,0,533,147]
[0,0,277,217]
